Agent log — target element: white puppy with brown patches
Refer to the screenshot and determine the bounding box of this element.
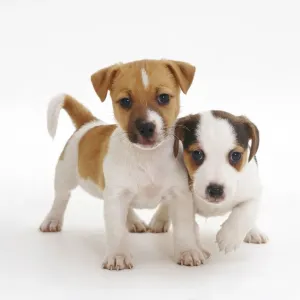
[40,59,206,270]
[151,110,268,257]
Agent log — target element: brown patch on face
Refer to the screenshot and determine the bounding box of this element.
[78,124,117,190]
[228,146,248,172]
[91,59,196,145]
[182,143,202,179]
[127,104,148,143]
[212,110,259,162]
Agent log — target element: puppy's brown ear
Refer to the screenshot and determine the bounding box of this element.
[173,119,185,158]
[165,60,196,94]
[173,115,193,157]
[91,65,119,102]
[240,116,260,162]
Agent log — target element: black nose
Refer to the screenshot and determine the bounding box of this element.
[136,121,156,138]
[206,184,224,198]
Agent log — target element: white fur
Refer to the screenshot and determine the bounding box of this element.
[41,111,202,269]
[192,112,266,253]
[147,110,163,132]
[151,111,267,256]
[193,111,262,214]
[148,109,164,142]
[47,94,65,138]
[40,120,105,232]
[141,68,149,89]
[101,128,202,268]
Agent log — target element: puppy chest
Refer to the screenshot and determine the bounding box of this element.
[131,184,164,209]
[130,167,167,208]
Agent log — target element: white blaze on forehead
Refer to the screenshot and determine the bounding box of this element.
[197,111,236,155]
[147,110,163,133]
[141,68,149,89]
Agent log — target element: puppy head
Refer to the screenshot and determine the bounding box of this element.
[91,59,195,149]
[174,110,259,204]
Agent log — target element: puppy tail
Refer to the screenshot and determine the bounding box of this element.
[47,94,97,138]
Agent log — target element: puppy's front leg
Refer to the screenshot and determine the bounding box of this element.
[216,199,261,253]
[102,189,134,271]
[170,190,207,266]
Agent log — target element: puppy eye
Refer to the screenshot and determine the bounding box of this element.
[119,97,132,109]
[157,94,170,105]
[191,150,205,163]
[229,151,242,163]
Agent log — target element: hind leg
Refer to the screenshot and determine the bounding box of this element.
[126,208,148,233]
[148,203,170,233]
[40,158,77,232]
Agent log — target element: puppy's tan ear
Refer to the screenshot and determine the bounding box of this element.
[91,65,119,102]
[240,116,260,162]
[165,60,196,94]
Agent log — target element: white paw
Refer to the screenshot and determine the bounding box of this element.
[197,245,211,262]
[244,228,269,244]
[148,217,170,233]
[216,225,245,253]
[127,220,148,233]
[39,216,63,232]
[177,249,208,266]
[102,253,133,271]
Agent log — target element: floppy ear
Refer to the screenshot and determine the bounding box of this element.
[173,115,191,157]
[165,60,196,94]
[240,116,260,162]
[91,65,119,102]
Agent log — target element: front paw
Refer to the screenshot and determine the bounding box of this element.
[102,253,133,271]
[39,215,63,232]
[216,225,245,253]
[244,228,269,244]
[177,249,209,266]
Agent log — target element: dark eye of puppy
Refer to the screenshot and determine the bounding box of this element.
[191,150,205,163]
[229,151,242,163]
[157,94,170,105]
[119,97,132,109]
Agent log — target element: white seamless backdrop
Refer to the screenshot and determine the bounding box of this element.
[0,1,299,299]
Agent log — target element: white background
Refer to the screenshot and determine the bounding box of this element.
[0,0,299,299]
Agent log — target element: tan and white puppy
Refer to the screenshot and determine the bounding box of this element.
[40,59,206,270]
[151,110,268,257]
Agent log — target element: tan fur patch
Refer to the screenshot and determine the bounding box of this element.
[63,95,97,129]
[229,147,248,172]
[78,124,117,190]
[110,60,181,133]
[91,60,196,143]
[183,143,202,180]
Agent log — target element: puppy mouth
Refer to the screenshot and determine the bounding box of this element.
[138,135,156,146]
[127,129,167,150]
[135,134,164,149]
[194,192,225,204]
[206,196,225,204]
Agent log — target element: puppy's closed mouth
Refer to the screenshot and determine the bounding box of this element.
[206,196,225,204]
[139,136,155,145]
[135,136,164,150]
[194,192,225,204]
